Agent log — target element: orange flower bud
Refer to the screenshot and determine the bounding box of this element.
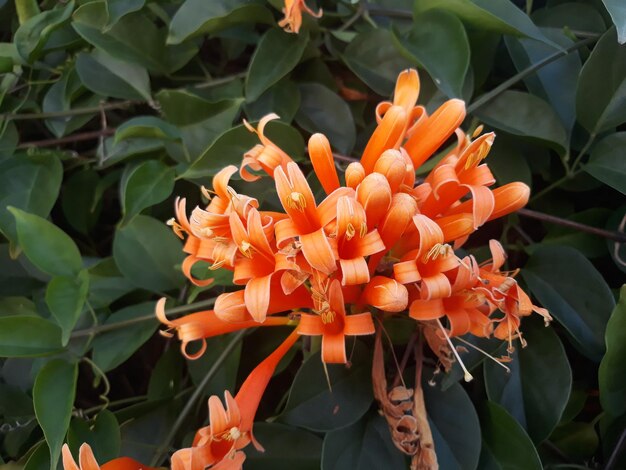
[373,149,407,193]
[362,276,408,312]
[488,182,530,220]
[345,162,365,189]
[357,173,392,229]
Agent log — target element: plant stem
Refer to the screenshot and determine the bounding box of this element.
[1,100,139,121]
[518,208,626,243]
[18,128,116,149]
[467,37,597,114]
[150,330,247,466]
[70,298,216,339]
[570,133,596,170]
[192,71,247,89]
[529,169,581,203]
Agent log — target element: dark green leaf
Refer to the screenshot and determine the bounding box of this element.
[296,83,356,155]
[0,316,62,357]
[487,136,532,187]
[279,342,373,432]
[413,0,554,46]
[45,270,89,345]
[576,27,626,134]
[67,410,121,464]
[61,169,102,235]
[522,246,615,361]
[245,78,301,123]
[533,2,606,34]
[120,160,175,223]
[14,1,74,62]
[87,258,136,309]
[9,207,82,277]
[91,302,158,371]
[484,321,572,442]
[97,137,164,168]
[425,379,482,470]
[393,10,470,98]
[341,29,412,96]
[247,422,323,470]
[167,0,273,45]
[480,402,542,470]
[156,89,243,126]
[550,421,599,461]
[543,208,612,257]
[603,0,626,44]
[599,285,626,417]
[474,90,568,154]
[33,359,78,470]
[187,333,241,397]
[104,0,145,29]
[246,29,308,102]
[75,50,151,101]
[321,413,406,470]
[112,215,185,292]
[0,153,62,247]
[115,116,181,143]
[585,132,626,195]
[183,119,304,179]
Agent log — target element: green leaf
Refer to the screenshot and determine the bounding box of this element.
[0,153,62,247]
[167,0,273,45]
[14,1,74,62]
[542,208,612,258]
[156,89,243,126]
[0,316,62,357]
[295,83,356,155]
[484,321,572,442]
[585,132,626,195]
[392,10,470,98]
[245,29,308,102]
[474,90,568,155]
[425,379,482,470]
[113,215,185,292]
[9,207,82,277]
[67,410,121,464]
[33,359,78,470]
[75,50,151,101]
[120,160,175,223]
[487,136,532,187]
[87,258,136,309]
[91,302,158,372]
[533,3,606,34]
[522,246,615,361]
[603,0,626,44]
[341,29,412,96]
[104,0,145,30]
[245,78,301,123]
[187,333,241,397]
[45,270,89,345]
[183,119,304,179]
[321,413,406,470]
[576,27,626,134]
[413,0,555,46]
[550,421,599,461]
[599,285,626,417]
[61,169,102,235]
[279,342,373,432]
[115,116,181,143]
[480,402,542,470]
[246,422,323,470]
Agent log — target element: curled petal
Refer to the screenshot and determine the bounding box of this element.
[343,313,375,336]
[412,214,444,259]
[420,273,452,300]
[409,299,445,320]
[340,257,370,286]
[322,333,347,364]
[300,228,337,275]
[435,213,475,243]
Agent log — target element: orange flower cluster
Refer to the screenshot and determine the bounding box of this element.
[66,69,549,470]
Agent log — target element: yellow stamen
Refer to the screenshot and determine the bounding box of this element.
[360,222,368,238]
[345,223,356,240]
[471,124,484,138]
[320,309,336,324]
[464,139,491,169]
[423,243,452,262]
[239,240,254,258]
[200,185,214,201]
[209,260,226,270]
[166,218,185,239]
[287,192,307,211]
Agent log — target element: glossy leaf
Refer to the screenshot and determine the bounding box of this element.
[246,422,323,470]
[522,246,615,361]
[599,285,626,417]
[91,302,158,372]
[603,0,626,44]
[424,379,482,470]
[67,410,121,464]
[112,215,185,292]
[484,321,572,443]
[245,29,308,102]
[9,207,82,278]
[321,413,406,470]
[167,0,272,45]
[296,83,356,155]
[474,90,568,154]
[45,270,89,345]
[393,10,470,98]
[279,342,373,432]
[0,153,62,248]
[33,359,78,470]
[413,0,554,46]
[0,316,62,357]
[576,27,626,134]
[156,89,243,126]
[480,402,542,470]
[245,78,301,123]
[120,160,176,223]
[75,50,151,101]
[585,132,626,195]
[115,116,181,143]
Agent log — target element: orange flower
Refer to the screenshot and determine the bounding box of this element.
[278,0,322,34]
[298,279,375,363]
[62,443,151,470]
[240,114,293,181]
[172,330,299,470]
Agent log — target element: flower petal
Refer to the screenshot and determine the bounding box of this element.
[300,228,337,275]
[339,257,370,286]
[322,332,347,363]
[361,105,407,173]
[308,133,340,194]
[344,313,375,336]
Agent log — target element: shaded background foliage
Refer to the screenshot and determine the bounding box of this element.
[0,0,625,469]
